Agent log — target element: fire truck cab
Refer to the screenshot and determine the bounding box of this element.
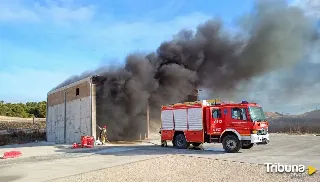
[160,99,269,153]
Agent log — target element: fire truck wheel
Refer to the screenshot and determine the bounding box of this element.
[222,135,241,153]
[174,134,190,149]
[241,143,254,149]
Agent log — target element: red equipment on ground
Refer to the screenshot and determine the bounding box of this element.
[1,150,22,159]
[72,136,95,148]
[83,136,94,148]
[160,99,270,153]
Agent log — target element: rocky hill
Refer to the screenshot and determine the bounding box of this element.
[266,110,320,133]
[265,112,282,118]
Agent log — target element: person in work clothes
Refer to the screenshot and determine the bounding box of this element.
[97,125,109,145]
[159,129,167,147]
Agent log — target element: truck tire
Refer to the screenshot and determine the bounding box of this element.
[192,142,202,147]
[222,135,241,153]
[241,143,254,149]
[174,134,190,149]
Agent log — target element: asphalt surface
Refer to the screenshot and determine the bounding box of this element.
[0,133,319,182]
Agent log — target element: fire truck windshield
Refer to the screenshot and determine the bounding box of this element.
[248,106,266,122]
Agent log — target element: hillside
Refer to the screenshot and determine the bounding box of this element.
[266,109,320,133]
[266,109,320,122]
[265,112,282,118]
[301,109,320,119]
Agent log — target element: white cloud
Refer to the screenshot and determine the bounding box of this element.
[68,12,212,59]
[0,0,95,24]
[0,1,214,102]
[33,0,95,25]
[0,0,210,53]
[292,0,320,19]
[0,0,39,22]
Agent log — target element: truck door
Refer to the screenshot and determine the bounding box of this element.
[228,107,251,136]
[210,107,223,135]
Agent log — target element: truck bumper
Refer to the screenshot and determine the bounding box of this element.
[251,134,269,144]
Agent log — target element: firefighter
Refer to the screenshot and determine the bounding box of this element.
[97,125,109,145]
[159,128,167,147]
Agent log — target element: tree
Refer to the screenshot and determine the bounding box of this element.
[0,101,47,118]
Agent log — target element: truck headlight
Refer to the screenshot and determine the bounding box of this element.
[251,130,258,134]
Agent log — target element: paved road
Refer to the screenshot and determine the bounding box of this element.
[0,134,319,182]
[192,133,320,169]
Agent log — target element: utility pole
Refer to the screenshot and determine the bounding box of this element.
[146,100,150,139]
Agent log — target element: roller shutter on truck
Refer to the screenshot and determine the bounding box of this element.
[161,110,174,130]
[187,108,203,130]
[173,109,188,130]
[161,106,203,131]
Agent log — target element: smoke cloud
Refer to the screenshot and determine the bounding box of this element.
[52,0,319,140]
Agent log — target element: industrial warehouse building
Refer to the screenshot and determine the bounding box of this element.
[46,75,200,144]
[46,76,104,144]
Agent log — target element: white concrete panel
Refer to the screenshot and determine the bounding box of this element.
[46,107,51,142]
[51,106,56,143]
[49,106,55,142]
[86,117,91,136]
[47,103,65,143]
[80,98,89,136]
[66,99,76,143]
[66,101,76,143]
[75,98,82,141]
[65,96,91,143]
[47,107,52,142]
[46,107,53,142]
[58,103,65,144]
[47,96,92,144]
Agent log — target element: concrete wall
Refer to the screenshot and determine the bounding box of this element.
[47,78,93,144]
[47,102,65,143]
[65,96,91,143]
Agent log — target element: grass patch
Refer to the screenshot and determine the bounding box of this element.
[0,120,46,130]
[0,131,46,146]
[0,120,46,146]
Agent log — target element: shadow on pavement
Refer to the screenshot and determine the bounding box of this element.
[0,141,56,149]
[52,142,231,157]
[0,175,24,182]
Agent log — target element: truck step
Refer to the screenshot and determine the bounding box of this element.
[210,137,219,143]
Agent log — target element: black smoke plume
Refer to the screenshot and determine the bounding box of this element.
[52,0,319,140]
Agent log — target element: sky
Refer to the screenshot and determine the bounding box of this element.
[0,0,318,105]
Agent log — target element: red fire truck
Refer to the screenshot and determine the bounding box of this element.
[160,100,269,153]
